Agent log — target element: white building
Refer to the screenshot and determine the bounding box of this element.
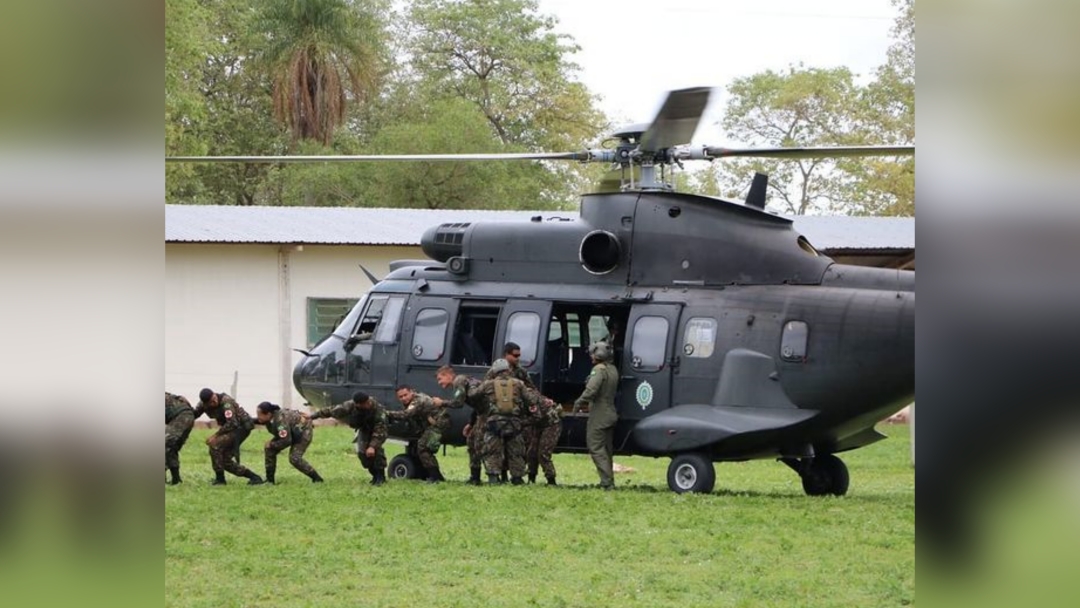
[165,205,914,409]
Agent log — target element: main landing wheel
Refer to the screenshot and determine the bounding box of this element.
[800,454,850,496]
[667,453,716,494]
[388,454,425,480]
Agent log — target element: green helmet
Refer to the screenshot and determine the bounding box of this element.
[589,341,614,362]
[490,358,511,375]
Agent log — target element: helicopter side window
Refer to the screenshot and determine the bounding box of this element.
[412,308,449,361]
[781,320,809,362]
[506,312,541,368]
[682,317,717,358]
[452,306,500,366]
[630,316,669,371]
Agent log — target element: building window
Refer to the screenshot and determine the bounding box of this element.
[307,297,359,347]
[506,312,541,367]
[412,308,448,361]
[630,316,669,371]
[683,317,717,358]
[781,320,809,362]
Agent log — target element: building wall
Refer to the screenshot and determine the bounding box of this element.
[165,243,420,411]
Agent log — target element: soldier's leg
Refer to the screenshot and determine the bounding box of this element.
[208,434,227,484]
[506,432,527,483]
[289,430,322,482]
[586,419,615,488]
[219,429,263,484]
[523,426,539,483]
[539,423,560,483]
[417,429,444,482]
[466,426,483,484]
[482,431,505,482]
[371,446,387,485]
[264,445,280,484]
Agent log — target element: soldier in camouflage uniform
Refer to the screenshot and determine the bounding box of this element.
[255,402,323,484]
[388,385,448,483]
[433,366,489,485]
[574,342,620,490]
[524,395,562,485]
[193,388,264,485]
[309,391,389,485]
[165,392,195,485]
[477,359,543,485]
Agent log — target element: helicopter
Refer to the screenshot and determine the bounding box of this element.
[167,87,914,496]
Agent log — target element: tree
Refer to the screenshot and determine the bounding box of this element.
[251,0,387,145]
[165,0,213,200]
[716,66,861,215]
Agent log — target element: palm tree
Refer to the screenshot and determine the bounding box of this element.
[252,0,384,145]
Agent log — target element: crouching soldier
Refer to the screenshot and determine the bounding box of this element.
[309,392,389,485]
[165,392,195,485]
[256,402,323,484]
[194,388,264,485]
[388,385,448,483]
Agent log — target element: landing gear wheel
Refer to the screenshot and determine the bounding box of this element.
[667,453,716,494]
[801,454,849,496]
[388,454,426,480]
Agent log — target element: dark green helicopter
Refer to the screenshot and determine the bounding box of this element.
[168,88,914,495]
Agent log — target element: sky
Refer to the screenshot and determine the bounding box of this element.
[534,0,901,145]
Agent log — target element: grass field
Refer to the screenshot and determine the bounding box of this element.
[166,424,914,607]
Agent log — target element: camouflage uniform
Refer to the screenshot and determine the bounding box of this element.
[476,374,542,482]
[310,399,389,483]
[192,393,260,483]
[165,392,195,484]
[575,361,620,489]
[263,409,322,483]
[388,392,448,478]
[524,397,562,485]
[441,374,489,484]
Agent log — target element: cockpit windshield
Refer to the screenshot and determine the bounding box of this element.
[331,295,367,338]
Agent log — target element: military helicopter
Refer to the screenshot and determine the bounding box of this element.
[167,87,914,495]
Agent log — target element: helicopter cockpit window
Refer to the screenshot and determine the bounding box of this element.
[355,295,388,338]
[374,296,406,343]
[682,317,717,358]
[412,308,448,361]
[781,320,809,362]
[506,312,541,367]
[631,316,669,371]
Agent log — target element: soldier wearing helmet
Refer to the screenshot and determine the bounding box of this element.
[476,358,542,484]
[574,341,620,490]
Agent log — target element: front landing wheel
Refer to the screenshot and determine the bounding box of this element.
[800,454,849,496]
[666,453,716,494]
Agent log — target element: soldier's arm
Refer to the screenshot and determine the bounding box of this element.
[191,404,206,420]
[574,369,606,408]
[310,401,347,421]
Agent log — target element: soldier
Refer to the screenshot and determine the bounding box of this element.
[309,391,389,485]
[255,402,323,484]
[165,392,195,485]
[193,388,264,485]
[433,366,488,485]
[574,342,620,490]
[478,358,543,485]
[484,342,536,389]
[524,395,562,486]
[388,385,448,483]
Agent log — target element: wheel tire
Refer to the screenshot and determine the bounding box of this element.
[801,454,850,496]
[666,453,716,494]
[388,455,425,480]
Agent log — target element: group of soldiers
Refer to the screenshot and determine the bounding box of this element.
[165,341,620,489]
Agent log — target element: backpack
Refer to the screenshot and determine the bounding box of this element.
[493,378,519,414]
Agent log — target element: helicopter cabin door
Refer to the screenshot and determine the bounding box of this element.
[494,299,552,388]
[618,303,683,423]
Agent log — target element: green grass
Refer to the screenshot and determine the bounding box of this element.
[166,424,914,607]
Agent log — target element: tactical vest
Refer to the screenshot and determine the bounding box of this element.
[493,378,519,414]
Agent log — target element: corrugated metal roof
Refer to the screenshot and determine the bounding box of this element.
[165,205,913,251]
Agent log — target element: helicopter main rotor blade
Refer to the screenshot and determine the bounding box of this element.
[165,152,589,163]
[700,145,914,160]
[639,87,712,153]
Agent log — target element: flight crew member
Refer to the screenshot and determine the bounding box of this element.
[255,402,323,484]
[165,392,195,485]
[484,342,536,388]
[524,395,562,485]
[388,385,448,483]
[310,391,389,485]
[433,366,489,485]
[194,388,264,485]
[574,342,620,490]
[478,359,543,485]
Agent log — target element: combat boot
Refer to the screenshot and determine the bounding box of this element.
[265,467,276,485]
[488,474,504,485]
[527,472,537,484]
[426,467,445,483]
[500,471,509,483]
[309,472,324,483]
[211,471,227,485]
[511,476,525,485]
[168,467,182,485]
[246,472,265,485]
[546,475,557,486]
[372,469,386,486]
[467,467,482,486]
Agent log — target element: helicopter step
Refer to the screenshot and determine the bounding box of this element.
[780,454,850,496]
